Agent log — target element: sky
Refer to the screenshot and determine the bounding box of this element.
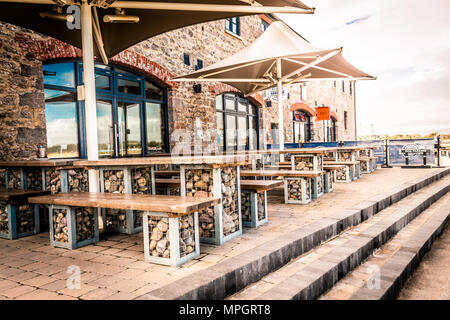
[279,0,450,136]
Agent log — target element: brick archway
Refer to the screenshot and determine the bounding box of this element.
[289,102,316,117]
[15,33,177,88]
[209,83,263,106]
[331,111,339,121]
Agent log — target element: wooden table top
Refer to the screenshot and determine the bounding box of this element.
[241,180,284,191]
[268,148,337,155]
[324,161,360,165]
[323,165,345,170]
[0,189,50,202]
[29,192,220,216]
[240,170,323,178]
[74,154,257,168]
[335,147,361,151]
[0,159,75,168]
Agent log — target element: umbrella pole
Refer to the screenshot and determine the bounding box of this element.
[81,1,99,192]
[276,58,285,162]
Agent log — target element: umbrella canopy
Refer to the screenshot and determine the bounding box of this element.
[0,0,313,59]
[175,21,375,96]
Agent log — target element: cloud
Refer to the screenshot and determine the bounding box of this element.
[346,15,372,25]
[279,0,450,135]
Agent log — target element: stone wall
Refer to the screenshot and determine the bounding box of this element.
[0,23,46,161]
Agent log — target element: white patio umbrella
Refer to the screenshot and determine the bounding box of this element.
[174,21,376,154]
[0,0,314,191]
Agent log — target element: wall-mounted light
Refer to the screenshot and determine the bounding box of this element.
[39,6,74,23]
[193,83,202,93]
[104,8,140,23]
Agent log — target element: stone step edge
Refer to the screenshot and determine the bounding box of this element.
[255,179,450,300]
[349,203,450,300]
[136,168,450,300]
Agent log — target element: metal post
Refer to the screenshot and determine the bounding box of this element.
[276,58,284,162]
[382,139,392,168]
[81,1,99,192]
[437,135,441,167]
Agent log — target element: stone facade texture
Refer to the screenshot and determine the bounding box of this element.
[0,14,357,160]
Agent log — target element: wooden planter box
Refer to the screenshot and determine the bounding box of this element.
[48,205,99,249]
[142,211,200,267]
[284,177,312,204]
[180,164,242,246]
[0,201,40,240]
[241,190,268,228]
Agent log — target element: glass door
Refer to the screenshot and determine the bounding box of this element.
[96,99,114,157]
[117,101,142,157]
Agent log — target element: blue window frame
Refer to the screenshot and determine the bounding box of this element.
[226,17,240,36]
[261,20,269,32]
[43,60,169,159]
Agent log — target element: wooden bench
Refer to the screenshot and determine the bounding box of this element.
[324,161,360,183]
[0,189,49,240]
[29,192,219,267]
[240,170,322,204]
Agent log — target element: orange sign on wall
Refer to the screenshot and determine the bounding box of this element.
[316,107,331,121]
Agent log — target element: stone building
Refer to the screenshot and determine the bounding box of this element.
[0,13,357,161]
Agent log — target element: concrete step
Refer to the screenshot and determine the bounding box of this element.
[319,191,450,300]
[136,168,450,300]
[229,176,450,300]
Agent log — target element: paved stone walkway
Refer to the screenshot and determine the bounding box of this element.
[0,167,443,300]
[397,222,450,300]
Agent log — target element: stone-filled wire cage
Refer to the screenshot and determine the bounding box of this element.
[184,168,215,240]
[66,169,89,192]
[99,167,143,234]
[338,151,353,161]
[241,190,268,228]
[50,206,99,249]
[292,155,318,171]
[285,177,312,204]
[24,168,43,190]
[0,169,5,189]
[0,202,40,240]
[181,165,242,245]
[44,168,61,193]
[143,212,199,267]
[6,168,23,189]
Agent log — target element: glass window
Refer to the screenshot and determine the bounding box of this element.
[95,73,111,91]
[43,63,75,88]
[226,17,240,35]
[237,99,247,112]
[145,81,164,101]
[216,112,224,149]
[118,102,142,156]
[261,20,269,32]
[216,95,223,110]
[225,97,235,110]
[146,102,164,153]
[118,77,141,95]
[226,115,237,150]
[216,93,259,151]
[96,100,114,157]
[44,89,79,158]
[237,116,247,150]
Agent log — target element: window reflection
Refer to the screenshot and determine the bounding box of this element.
[118,77,141,95]
[96,100,114,157]
[146,102,164,152]
[44,89,79,158]
[43,63,75,88]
